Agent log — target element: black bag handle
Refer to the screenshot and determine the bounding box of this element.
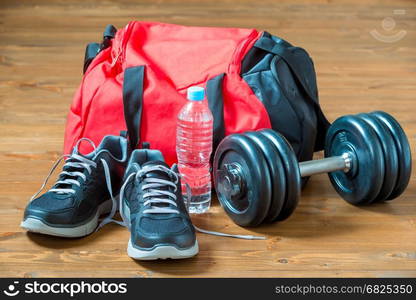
[206,73,226,151]
[123,66,145,150]
[83,24,117,74]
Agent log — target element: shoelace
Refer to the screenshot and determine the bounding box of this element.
[29,138,118,230]
[113,165,265,240]
[116,165,180,228]
[138,165,180,215]
[30,138,98,201]
[49,153,97,194]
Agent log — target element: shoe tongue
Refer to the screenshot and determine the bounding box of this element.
[72,146,95,160]
[142,160,169,168]
[141,160,171,180]
[55,152,92,190]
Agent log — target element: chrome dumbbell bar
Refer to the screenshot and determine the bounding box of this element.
[299,153,352,177]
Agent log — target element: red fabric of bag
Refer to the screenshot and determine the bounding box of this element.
[64,21,272,165]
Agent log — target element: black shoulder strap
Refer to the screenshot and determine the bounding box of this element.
[123,66,145,150]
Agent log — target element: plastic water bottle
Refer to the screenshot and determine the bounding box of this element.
[176,86,213,214]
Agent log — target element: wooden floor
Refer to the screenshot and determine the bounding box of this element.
[0,0,415,278]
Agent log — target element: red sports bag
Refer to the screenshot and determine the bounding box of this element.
[64,21,329,166]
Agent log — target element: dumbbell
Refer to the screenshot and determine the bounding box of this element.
[213,111,412,227]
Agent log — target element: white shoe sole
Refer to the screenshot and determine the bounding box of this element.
[127,238,199,260]
[122,199,198,260]
[20,200,112,238]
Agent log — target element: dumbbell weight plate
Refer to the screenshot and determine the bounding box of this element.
[259,129,301,221]
[370,111,412,200]
[244,131,286,223]
[213,134,272,226]
[325,115,385,205]
[357,113,398,203]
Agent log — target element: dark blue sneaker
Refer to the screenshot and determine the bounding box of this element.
[21,135,129,237]
[119,149,198,260]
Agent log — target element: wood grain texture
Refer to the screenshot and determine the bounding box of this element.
[0,0,415,278]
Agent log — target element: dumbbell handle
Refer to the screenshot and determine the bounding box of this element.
[299,153,352,177]
[218,153,352,199]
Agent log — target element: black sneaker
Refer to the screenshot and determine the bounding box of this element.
[119,149,198,260]
[21,135,129,237]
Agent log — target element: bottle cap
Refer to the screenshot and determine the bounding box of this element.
[187,86,205,101]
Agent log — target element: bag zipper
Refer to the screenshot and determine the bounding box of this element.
[111,21,134,68]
